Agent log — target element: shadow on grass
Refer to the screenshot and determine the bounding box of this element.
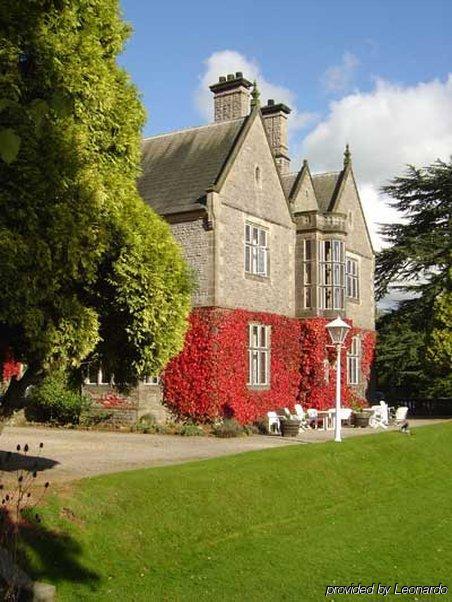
[19,520,100,589]
[1,514,100,594]
[0,451,58,473]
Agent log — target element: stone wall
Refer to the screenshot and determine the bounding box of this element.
[216,116,295,316]
[169,217,214,306]
[82,383,168,424]
[334,171,375,331]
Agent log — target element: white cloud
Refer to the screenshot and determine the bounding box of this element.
[194,50,316,133]
[321,52,359,93]
[301,75,452,249]
[195,51,452,254]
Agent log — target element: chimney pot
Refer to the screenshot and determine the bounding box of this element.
[209,73,253,122]
[261,100,291,173]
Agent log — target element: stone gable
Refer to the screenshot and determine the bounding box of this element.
[215,116,295,316]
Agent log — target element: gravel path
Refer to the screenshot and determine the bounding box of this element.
[0,419,445,483]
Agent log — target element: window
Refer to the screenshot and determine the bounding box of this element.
[347,336,360,385]
[248,324,270,386]
[142,375,160,385]
[255,165,262,189]
[84,363,112,385]
[245,224,268,277]
[318,240,345,310]
[346,256,359,300]
[301,238,314,309]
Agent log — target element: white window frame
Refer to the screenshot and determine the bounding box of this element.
[247,323,270,386]
[301,238,314,309]
[142,375,160,385]
[347,336,360,385]
[318,239,345,310]
[245,223,268,277]
[346,255,360,300]
[84,363,112,385]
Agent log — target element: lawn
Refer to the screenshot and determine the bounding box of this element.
[22,423,452,601]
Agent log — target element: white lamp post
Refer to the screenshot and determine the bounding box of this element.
[326,316,351,443]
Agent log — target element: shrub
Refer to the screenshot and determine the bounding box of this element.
[176,422,206,437]
[25,371,91,425]
[78,408,115,428]
[213,418,244,438]
[254,418,269,435]
[244,423,260,435]
[132,413,158,434]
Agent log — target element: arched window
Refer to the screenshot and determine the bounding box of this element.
[255,165,262,189]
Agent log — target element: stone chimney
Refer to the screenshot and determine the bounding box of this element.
[261,99,291,173]
[209,72,253,122]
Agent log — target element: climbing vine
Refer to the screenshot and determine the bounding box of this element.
[163,309,375,424]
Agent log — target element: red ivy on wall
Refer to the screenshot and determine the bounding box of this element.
[2,351,22,382]
[163,308,376,425]
[97,393,135,409]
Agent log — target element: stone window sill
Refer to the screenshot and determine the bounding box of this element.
[244,272,269,283]
[247,384,270,391]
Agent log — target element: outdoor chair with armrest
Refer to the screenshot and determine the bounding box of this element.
[294,404,309,431]
[369,401,389,429]
[306,408,322,430]
[327,407,353,430]
[267,411,280,434]
[394,406,409,425]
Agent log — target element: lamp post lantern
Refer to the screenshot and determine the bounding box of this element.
[326,316,351,443]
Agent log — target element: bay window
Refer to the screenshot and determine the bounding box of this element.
[301,238,314,309]
[347,336,360,385]
[346,256,360,300]
[318,239,345,310]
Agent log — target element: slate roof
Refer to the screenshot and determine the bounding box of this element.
[311,172,342,212]
[138,118,245,215]
[280,172,298,198]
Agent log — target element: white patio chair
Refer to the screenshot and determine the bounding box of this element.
[369,401,389,429]
[267,411,280,434]
[394,406,409,425]
[307,408,320,429]
[327,407,352,430]
[294,404,309,431]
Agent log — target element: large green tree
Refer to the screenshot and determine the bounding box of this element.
[376,159,452,399]
[0,0,192,417]
[376,159,451,302]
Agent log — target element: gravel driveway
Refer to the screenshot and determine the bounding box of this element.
[0,419,444,483]
[0,426,298,482]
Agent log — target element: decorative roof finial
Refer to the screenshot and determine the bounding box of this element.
[250,80,261,109]
[343,143,351,167]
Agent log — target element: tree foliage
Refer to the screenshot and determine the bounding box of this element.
[376,301,428,400]
[375,159,452,400]
[0,0,191,416]
[376,160,451,301]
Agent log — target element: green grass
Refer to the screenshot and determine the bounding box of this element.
[25,423,451,601]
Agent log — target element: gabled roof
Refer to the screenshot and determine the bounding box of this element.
[311,171,342,212]
[282,164,342,213]
[139,118,245,215]
[280,172,298,198]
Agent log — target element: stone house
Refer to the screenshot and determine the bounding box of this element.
[84,72,375,423]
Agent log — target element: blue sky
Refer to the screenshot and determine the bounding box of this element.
[119,0,452,251]
[120,0,452,136]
